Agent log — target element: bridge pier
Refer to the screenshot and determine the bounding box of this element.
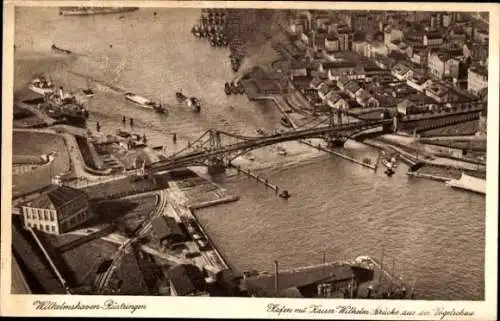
[207,157,226,175]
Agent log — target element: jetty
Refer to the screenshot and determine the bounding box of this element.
[300,139,378,171]
[228,163,287,196]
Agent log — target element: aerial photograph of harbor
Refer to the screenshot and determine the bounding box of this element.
[9,5,489,300]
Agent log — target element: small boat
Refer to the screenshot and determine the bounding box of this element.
[279,190,290,199]
[28,77,54,95]
[224,82,232,95]
[187,97,201,113]
[176,91,187,101]
[82,88,95,97]
[280,116,293,128]
[230,81,239,94]
[51,44,72,54]
[445,172,486,195]
[124,92,166,114]
[277,146,287,156]
[116,129,131,138]
[256,128,266,136]
[381,155,399,177]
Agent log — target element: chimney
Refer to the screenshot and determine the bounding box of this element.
[274,260,279,296]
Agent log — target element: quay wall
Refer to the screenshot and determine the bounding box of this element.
[165,181,235,273]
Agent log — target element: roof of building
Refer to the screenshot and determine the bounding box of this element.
[470,65,488,77]
[392,63,411,75]
[344,81,361,94]
[24,185,87,213]
[397,99,415,109]
[292,76,314,89]
[325,34,338,41]
[407,73,430,85]
[322,61,357,70]
[310,77,323,88]
[326,91,343,104]
[426,83,448,97]
[244,263,358,296]
[337,76,351,87]
[151,216,184,241]
[167,264,206,296]
[318,82,332,96]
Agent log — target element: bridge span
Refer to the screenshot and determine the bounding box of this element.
[150,119,392,173]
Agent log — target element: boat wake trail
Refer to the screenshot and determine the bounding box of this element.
[68,70,127,94]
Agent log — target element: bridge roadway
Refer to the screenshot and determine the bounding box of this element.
[151,119,391,171]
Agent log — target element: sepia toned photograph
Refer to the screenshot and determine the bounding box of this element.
[2,1,498,319]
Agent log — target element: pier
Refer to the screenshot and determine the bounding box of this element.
[406,171,451,182]
[300,139,378,171]
[228,163,284,195]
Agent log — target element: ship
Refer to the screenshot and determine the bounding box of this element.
[44,87,89,127]
[445,172,486,195]
[59,7,139,16]
[124,92,166,114]
[28,77,54,95]
[51,44,72,54]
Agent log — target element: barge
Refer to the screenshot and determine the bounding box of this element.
[124,92,166,114]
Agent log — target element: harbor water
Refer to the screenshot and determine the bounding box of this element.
[14,7,485,300]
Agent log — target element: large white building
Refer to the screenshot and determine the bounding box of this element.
[22,184,91,235]
[467,66,488,96]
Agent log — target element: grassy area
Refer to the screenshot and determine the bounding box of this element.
[91,195,157,233]
[89,195,157,232]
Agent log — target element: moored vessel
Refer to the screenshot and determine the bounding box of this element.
[381,153,399,177]
[124,92,166,114]
[28,77,54,95]
[445,172,486,195]
[59,6,139,16]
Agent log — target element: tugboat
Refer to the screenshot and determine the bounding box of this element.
[28,77,54,95]
[279,190,290,199]
[124,92,166,114]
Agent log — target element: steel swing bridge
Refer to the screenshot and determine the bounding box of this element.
[150,113,393,173]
